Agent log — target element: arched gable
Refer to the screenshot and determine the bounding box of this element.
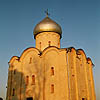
[19,47,41,80]
[76,49,94,67]
[42,46,60,56]
[41,46,69,99]
[77,49,87,61]
[87,57,94,67]
[67,47,76,54]
[19,47,40,61]
[9,56,19,65]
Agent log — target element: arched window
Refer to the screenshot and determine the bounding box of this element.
[51,67,54,76]
[12,88,15,96]
[29,57,32,64]
[51,84,54,93]
[26,76,29,85]
[32,75,35,85]
[40,42,41,50]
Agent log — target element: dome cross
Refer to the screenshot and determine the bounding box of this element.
[45,9,50,17]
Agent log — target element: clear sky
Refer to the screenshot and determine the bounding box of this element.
[0,0,100,99]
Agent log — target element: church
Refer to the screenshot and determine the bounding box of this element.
[6,14,96,100]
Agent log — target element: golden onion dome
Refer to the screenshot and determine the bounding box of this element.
[33,16,62,39]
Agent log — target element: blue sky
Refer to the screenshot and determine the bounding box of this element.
[0,0,100,99]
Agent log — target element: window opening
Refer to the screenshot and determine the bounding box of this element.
[12,88,15,96]
[14,69,16,74]
[82,98,87,100]
[51,84,54,93]
[26,76,29,85]
[51,67,54,76]
[32,75,35,85]
[26,97,33,100]
[29,57,32,64]
[72,74,75,77]
[40,42,41,50]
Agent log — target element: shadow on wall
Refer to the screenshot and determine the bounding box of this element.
[6,59,47,100]
[6,69,26,100]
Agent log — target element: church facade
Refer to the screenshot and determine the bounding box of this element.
[6,15,96,100]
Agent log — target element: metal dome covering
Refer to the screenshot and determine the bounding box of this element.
[33,17,62,39]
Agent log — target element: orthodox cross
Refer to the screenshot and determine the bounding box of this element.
[45,9,50,17]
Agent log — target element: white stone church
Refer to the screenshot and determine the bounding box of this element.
[6,14,96,100]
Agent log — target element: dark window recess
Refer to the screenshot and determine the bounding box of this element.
[12,88,15,96]
[26,76,29,85]
[26,97,33,100]
[32,75,35,85]
[40,42,41,50]
[51,67,54,76]
[29,57,32,64]
[14,69,16,74]
[72,74,75,77]
[82,98,87,100]
[51,84,54,93]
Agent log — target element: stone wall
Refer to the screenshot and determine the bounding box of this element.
[6,47,96,100]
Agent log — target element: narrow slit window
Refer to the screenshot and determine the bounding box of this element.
[26,76,29,85]
[29,57,32,64]
[51,67,54,76]
[40,42,41,50]
[48,41,51,46]
[51,84,54,93]
[12,88,15,96]
[14,69,16,75]
[32,75,35,85]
